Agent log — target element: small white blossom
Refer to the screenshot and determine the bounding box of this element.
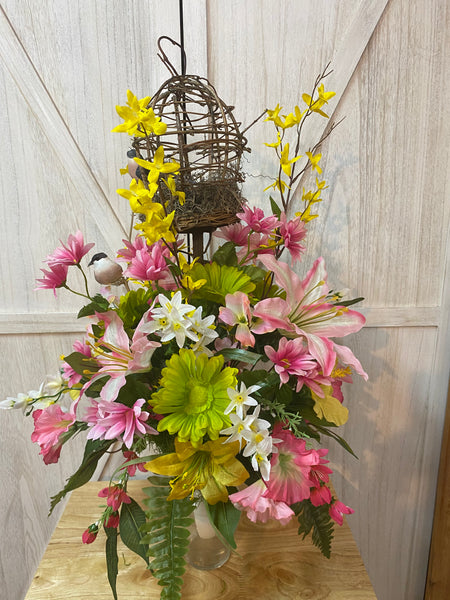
[225,382,261,419]
[144,291,198,348]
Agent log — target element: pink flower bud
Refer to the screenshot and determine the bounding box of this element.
[82,525,99,544]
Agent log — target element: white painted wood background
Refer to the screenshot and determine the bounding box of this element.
[0,1,448,599]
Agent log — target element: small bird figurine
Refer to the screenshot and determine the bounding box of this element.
[88,253,124,285]
[127,148,139,180]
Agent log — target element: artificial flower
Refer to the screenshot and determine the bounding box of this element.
[82,310,160,403]
[82,524,99,544]
[225,381,260,419]
[122,450,148,477]
[329,499,354,526]
[117,176,159,212]
[46,231,95,267]
[253,255,365,376]
[229,479,294,525]
[112,90,166,137]
[35,263,68,297]
[279,213,307,262]
[305,151,322,174]
[84,398,157,449]
[144,291,197,348]
[264,337,317,386]
[280,143,301,177]
[219,292,256,347]
[31,404,75,464]
[151,349,237,445]
[311,386,349,426]
[98,485,131,512]
[145,437,249,504]
[236,204,280,234]
[263,423,319,504]
[134,145,180,177]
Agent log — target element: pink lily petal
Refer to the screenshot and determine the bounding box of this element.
[334,342,369,381]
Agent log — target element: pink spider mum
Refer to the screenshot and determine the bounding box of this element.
[237,204,280,234]
[117,235,149,262]
[46,231,94,267]
[35,263,68,297]
[279,213,306,262]
[84,397,157,449]
[214,222,250,246]
[31,404,75,464]
[123,240,173,283]
[264,337,317,386]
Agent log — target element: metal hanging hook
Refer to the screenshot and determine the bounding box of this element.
[157,36,187,77]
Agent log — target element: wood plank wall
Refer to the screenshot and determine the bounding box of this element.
[0,2,448,600]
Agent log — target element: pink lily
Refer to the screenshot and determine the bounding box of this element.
[219,292,255,347]
[253,255,365,376]
[82,310,160,403]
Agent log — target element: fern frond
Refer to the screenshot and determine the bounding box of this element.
[141,476,195,600]
[295,499,334,559]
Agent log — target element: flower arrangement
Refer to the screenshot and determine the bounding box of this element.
[2,65,367,600]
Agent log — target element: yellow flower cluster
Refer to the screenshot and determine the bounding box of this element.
[263,82,335,218]
[113,92,187,246]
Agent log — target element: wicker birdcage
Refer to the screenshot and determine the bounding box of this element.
[132,38,250,255]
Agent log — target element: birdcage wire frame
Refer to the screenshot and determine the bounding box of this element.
[132,37,250,257]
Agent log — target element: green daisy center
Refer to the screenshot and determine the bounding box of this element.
[186,382,210,414]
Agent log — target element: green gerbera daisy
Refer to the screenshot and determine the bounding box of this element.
[151,349,238,445]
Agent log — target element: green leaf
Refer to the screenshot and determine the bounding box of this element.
[217,347,262,366]
[309,422,358,458]
[49,439,113,514]
[240,265,267,284]
[205,500,241,550]
[105,525,119,600]
[269,195,282,219]
[238,369,270,387]
[212,241,238,266]
[141,479,195,600]
[119,497,149,564]
[190,262,255,304]
[295,500,334,559]
[62,351,96,377]
[115,374,153,408]
[332,296,364,307]
[77,294,111,318]
[116,288,154,331]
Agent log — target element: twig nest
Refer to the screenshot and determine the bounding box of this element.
[133,74,250,234]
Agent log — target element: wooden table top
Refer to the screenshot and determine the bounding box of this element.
[25,481,376,600]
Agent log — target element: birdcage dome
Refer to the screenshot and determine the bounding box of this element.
[132,71,250,234]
